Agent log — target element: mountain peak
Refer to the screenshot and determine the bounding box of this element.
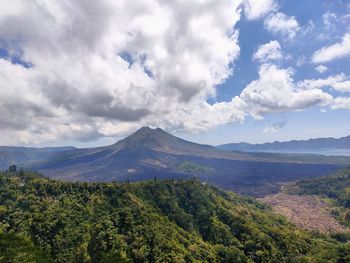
[137,126,162,133]
[138,126,153,132]
[116,127,173,149]
[132,127,168,138]
[115,127,216,155]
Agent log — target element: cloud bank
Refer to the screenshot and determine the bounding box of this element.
[0,0,243,144]
[0,0,349,145]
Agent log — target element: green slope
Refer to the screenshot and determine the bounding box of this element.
[0,171,349,262]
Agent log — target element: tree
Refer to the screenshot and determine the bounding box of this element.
[9,165,17,173]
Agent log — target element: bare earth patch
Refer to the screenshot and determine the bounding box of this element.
[259,193,345,234]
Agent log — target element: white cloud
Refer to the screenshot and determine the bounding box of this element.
[162,97,247,133]
[253,40,282,63]
[181,63,335,128]
[332,97,350,110]
[299,74,350,93]
[172,63,336,131]
[0,0,347,145]
[312,33,350,63]
[264,12,300,39]
[238,64,333,118]
[315,65,328,74]
[0,0,23,17]
[0,0,243,144]
[332,81,350,93]
[323,12,338,28]
[243,0,277,20]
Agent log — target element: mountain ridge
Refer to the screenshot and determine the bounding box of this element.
[218,135,350,153]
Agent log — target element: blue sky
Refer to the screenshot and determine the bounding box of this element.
[191,0,350,145]
[0,0,349,147]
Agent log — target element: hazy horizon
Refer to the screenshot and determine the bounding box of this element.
[0,126,349,150]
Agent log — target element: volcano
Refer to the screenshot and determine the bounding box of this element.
[29,127,347,196]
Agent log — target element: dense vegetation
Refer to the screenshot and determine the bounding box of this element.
[1,171,349,262]
[286,167,350,228]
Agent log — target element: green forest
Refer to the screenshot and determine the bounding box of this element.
[0,171,349,263]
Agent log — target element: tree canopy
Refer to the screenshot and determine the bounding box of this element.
[0,171,349,262]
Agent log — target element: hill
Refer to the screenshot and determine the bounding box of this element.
[286,167,350,199]
[26,127,350,196]
[1,171,349,262]
[0,146,75,170]
[218,135,350,156]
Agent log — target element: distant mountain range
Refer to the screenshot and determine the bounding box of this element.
[218,135,350,155]
[1,128,350,196]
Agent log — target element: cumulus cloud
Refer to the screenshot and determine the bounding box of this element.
[253,40,282,63]
[264,12,300,39]
[238,64,332,118]
[243,0,277,20]
[299,74,350,93]
[332,97,350,110]
[315,65,328,74]
[0,0,347,145]
[0,0,242,144]
[312,33,350,63]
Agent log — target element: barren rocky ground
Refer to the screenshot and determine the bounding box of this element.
[259,193,346,233]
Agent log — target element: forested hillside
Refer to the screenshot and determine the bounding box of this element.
[0,171,349,262]
[287,167,350,200]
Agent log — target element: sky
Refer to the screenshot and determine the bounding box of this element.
[0,0,349,147]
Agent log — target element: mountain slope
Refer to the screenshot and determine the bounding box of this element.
[0,146,75,170]
[218,135,350,155]
[29,127,349,196]
[286,167,350,198]
[30,127,228,179]
[1,171,349,262]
